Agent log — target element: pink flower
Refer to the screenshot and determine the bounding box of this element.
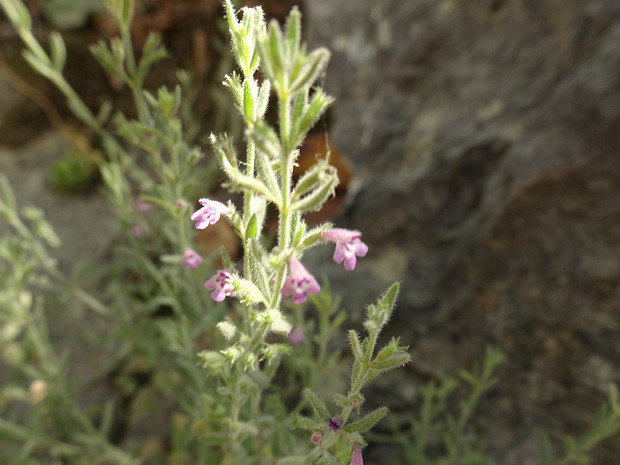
[190,198,230,230]
[280,257,320,304]
[204,270,237,302]
[311,431,322,444]
[289,327,305,346]
[132,224,148,237]
[181,248,203,269]
[322,228,368,271]
[350,444,363,465]
[136,198,152,214]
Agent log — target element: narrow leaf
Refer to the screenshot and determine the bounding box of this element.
[277,457,306,465]
[343,406,389,433]
[249,121,282,160]
[349,330,364,361]
[303,388,330,421]
[290,167,338,213]
[369,351,410,372]
[49,31,66,70]
[289,48,330,95]
[290,413,315,431]
[285,7,301,60]
[121,0,133,25]
[243,78,255,123]
[246,214,258,239]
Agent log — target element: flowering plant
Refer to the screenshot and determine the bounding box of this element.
[184,2,410,462]
[2,1,618,464]
[0,0,409,463]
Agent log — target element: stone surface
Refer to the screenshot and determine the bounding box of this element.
[305,0,620,463]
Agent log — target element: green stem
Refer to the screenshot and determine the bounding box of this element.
[244,138,256,282]
[118,23,150,123]
[269,95,294,309]
[278,101,293,253]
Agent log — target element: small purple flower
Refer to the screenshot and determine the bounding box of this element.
[322,228,368,271]
[289,327,305,346]
[190,198,230,230]
[349,444,363,465]
[328,417,341,432]
[280,257,320,304]
[181,248,203,269]
[204,270,237,302]
[132,224,148,237]
[136,198,152,214]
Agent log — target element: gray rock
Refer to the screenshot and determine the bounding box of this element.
[306,0,620,463]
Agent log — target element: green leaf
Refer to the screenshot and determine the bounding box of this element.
[285,7,301,59]
[98,400,115,437]
[365,282,400,333]
[96,101,112,125]
[121,0,133,25]
[263,309,293,335]
[334,393,348,409]
[243,78,255,123]
[90,41,126,80]
[246,214,258,240]
[258,20,286,96]
[261,343,291,365]
[343,406,388,433]
[296,89,333,143]
[233,277,268,306]
[217,320,237,340]
[369,351,410,373]
[42,0,105,30]
[0,0,32,30]
[380,282,400,314]
[290,413,315,431]
[224,72,243,108]
[22,50,55,81]
[303,388,330,421]
[298,223,332,250]
[291,91,307,133]
[23,207,61,248]
[290,166,338,213]
[291,158,334,202]
[349,330,364,361]
[249,121,282,160]
[289,48,330,95]
[255,150,280,198]
[277,457,306,465]
[136,33,168,84]
[217,244,235,273]
[317,452,340,465]
[255,79,271,120]
[49,31,66,70]
[350,357,364,393]
[224,0,239,37]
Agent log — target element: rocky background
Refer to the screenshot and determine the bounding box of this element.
[1,0,619,464]
[305,0,620,463]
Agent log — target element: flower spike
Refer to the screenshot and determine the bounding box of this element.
[322,228,368,271]
[280,257,320,304]
[191,198,230,230]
